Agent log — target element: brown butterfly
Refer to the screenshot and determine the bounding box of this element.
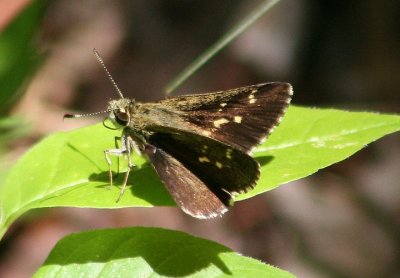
[65,50,292,219]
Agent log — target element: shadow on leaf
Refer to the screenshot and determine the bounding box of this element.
[89,166,175,207]
[255,155,274,166]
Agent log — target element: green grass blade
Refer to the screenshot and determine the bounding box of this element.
[165,0,282,94]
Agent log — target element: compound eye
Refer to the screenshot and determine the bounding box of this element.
[114,110,129,126]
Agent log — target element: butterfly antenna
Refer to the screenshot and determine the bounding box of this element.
[93,48,124,99]
[63,109,110,121]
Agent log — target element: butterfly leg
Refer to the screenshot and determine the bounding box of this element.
[116,134,141,202]
[104,140,127,190]
[105,129,143,201]
[107,136,122,188]
[114,136,121,176]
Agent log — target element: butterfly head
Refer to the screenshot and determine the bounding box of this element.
[107,98,135,127]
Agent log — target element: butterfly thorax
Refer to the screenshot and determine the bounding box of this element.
[127,102,187,133]
[107,98,185,139]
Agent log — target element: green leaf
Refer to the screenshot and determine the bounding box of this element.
[33,227,294,278]
[1,106,399,237]
[241,106,400,200]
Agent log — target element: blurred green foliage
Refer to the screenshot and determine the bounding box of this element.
[0,0,47,190]
[0,0,47,115]
[0,117,30,152]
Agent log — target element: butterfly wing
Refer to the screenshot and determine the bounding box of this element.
[131,82,291,217]
[158,82,292,153]
[145,144,228,218]
[145,131,260,218]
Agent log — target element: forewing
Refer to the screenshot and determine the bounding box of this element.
[159,82,292,152]
[147,131,260,201]
[145,144,228,219]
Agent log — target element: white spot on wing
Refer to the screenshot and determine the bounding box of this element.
[226,148,233,159]
[213,118,229,128]
[198,156,210,163]
[186,207,228,219]
[287,84,294,96]
[233,116,242,123]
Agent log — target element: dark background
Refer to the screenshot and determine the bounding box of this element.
[1,0,399,277]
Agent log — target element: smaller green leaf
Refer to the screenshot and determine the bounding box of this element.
[34,227,294,278]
